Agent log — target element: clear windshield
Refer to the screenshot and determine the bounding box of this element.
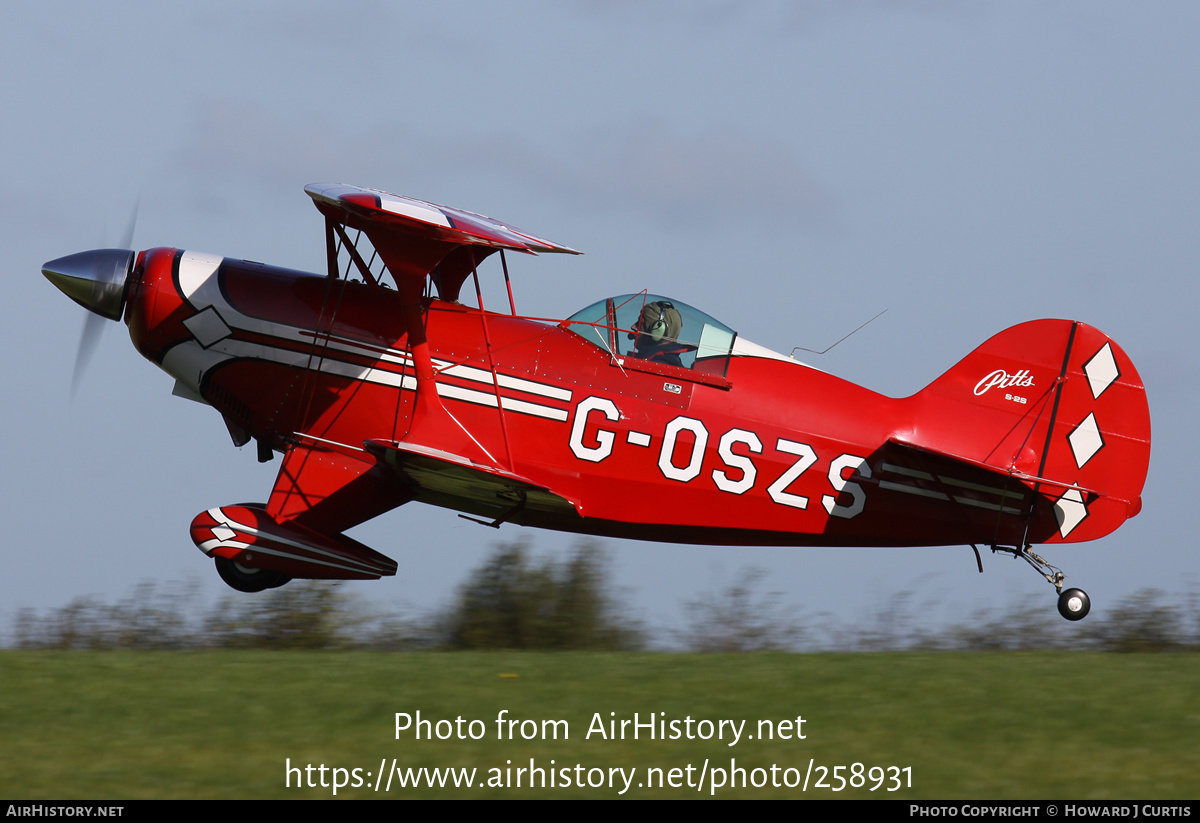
[563,293,737,371]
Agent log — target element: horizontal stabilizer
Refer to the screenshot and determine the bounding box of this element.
[886,438,1100,498]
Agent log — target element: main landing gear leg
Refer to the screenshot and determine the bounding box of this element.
[978,544,1091,621]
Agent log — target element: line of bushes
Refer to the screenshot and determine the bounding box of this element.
[10,541,1200,652]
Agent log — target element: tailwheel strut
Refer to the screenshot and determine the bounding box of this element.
[977,543,1091,621]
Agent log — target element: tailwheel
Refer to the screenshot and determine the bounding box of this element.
[214,556,291,593]
[985,543,1092,621]
[1057,588,1091,621]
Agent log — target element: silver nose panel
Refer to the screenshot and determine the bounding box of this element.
[42,249,134,321]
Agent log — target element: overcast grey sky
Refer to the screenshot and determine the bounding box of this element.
[4,1,1196,636]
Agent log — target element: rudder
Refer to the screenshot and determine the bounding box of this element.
[909,319,1150,544]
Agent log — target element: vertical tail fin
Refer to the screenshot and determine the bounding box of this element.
[909,319,1150,543]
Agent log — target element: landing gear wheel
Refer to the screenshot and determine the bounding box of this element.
[987,544,1092,621]
[215,556,291,593]
[1057,588,1091,621]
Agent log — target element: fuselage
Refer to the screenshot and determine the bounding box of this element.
[123,247,1060,548]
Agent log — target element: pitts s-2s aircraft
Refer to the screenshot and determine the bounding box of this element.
[44,184,1150,620]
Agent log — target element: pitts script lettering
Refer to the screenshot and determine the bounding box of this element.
[974,369,1035,396]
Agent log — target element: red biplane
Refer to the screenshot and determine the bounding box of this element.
[43,184,1150,620]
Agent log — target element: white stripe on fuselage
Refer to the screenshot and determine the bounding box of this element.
[166,251,571,420]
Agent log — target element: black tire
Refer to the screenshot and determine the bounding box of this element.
[1057,588,1091,621]
[215,556,291,593]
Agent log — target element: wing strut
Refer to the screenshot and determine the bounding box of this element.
[306,184,583,472]
[328,220,379,286]
[286,219,351,450]
[500,249,517,316]
[468,249,515,473]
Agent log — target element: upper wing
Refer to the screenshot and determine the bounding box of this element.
[305,183,580,299]
[306,183,582,256]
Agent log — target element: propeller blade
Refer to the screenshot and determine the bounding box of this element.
[71,312,106,396]
[50,199,139,395]
[119,199,139,251]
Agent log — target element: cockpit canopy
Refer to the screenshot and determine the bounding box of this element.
[564,293,738,373]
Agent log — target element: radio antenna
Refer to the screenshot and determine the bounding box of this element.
[790,309,887,357]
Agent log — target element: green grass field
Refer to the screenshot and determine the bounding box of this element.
[1,651,1196,799]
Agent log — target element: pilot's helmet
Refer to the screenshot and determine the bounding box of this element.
[638,300,682,342]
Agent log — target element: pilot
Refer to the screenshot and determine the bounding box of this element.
[629,300,687,367]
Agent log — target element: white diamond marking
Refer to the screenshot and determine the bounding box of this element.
[1083,342,1120,399]
[1055,488,1088,538]
[1068,412,1105,468]
[183,306,233,348]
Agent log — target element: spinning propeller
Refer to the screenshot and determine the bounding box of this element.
[42,207,137,393]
